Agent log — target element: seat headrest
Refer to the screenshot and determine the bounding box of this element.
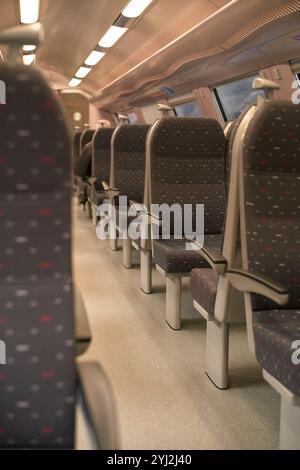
[0,23,44,62]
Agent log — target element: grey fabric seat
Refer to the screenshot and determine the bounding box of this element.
[190,269,218,317]
[223,99,300,448]
[0,63,118,449]
[76,142,93,206]
[75,129,94,182]
[72,130,83,184]
[189,108,251,321]
[253,310,300,397]
[154,234,222,274]
[89,128,114,223]
[148,117,226,329]
[108,124,150,266]
[150,118,226,274]
[80,129,95,152]
[112,124,150,205]
[240,101,300,394]
[75,141,92,178]
[92,128,114,193]
[75,130,95,210]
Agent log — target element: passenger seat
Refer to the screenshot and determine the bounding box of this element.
[148,117,226,330]
[226,99,300,449]
[88,126,115,226]
[0,24,119,449]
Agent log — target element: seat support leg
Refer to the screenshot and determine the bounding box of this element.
[123,237,132,269]
[279,396,300,449]
[206,319,229,390]
[166,275,181,330]
[92,204,98,226]
[110,237,117,251]
[87,201,92,219]
[140,250,152,294]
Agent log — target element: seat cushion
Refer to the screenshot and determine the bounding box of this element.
[254,309,300,397]
[153,234,222,274]
[190,269,218,316]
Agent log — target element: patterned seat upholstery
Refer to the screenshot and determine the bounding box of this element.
[241,101,300,396]
[75,142,93,205]
[0,64,76,448]
[80,129,95,152]
[75,141,92,178]
[91,128,114,206]
[72,130,82,174]
[189,108,251,313]
[150,117,226,275]
[190,269,218,317]
[113,124,150,203]
[154,234,222,274]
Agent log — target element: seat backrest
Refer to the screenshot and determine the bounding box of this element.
[72,130,83,170]
[112,124,150,202]
[148,117,226,235]
[75,141,92,178]
[0,64,75,448]
[92,127,115,188]
[80,129,94,152]
[240,100,300,311]
[225,105,253,193]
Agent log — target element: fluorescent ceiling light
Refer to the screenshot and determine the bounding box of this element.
[19,0,40,24]
[84,50,105,66]
[122,0,153,18]
[69,78,82,87]
[75,66,91,79]
[98,25,127,48]
[23,44,36,52]
[23,53,35,65]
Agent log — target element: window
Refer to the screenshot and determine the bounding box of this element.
[214,75,264,121]
[174,100,202,117]
[127,112,138,124]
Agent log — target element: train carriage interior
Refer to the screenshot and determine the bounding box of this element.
[0,0,300,453]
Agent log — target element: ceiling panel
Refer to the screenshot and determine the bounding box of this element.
[38,0,129,83]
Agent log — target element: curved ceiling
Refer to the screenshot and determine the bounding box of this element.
[0,0,299,109]
[0,0,130,87]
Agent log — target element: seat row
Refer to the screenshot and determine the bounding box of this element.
[74,80,300,449]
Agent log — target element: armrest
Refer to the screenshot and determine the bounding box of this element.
[226,269,289,306]
[74,286,92,357]
[102,181,120,199]
[129,200,148,214]
[189,241,227,274]
[77,361,120,450]
[199,245,227,274]
[88,176,97,186]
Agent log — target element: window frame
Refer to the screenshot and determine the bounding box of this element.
[212,73,263,122]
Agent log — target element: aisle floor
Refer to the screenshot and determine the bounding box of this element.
[74,206,279,450]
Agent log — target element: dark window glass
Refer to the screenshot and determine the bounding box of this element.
[214,75,264,121]
[174,101,202,117]
[127,112,138,124]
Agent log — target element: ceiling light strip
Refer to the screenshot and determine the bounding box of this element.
[19,0,40,24]
[69,0,155,87]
